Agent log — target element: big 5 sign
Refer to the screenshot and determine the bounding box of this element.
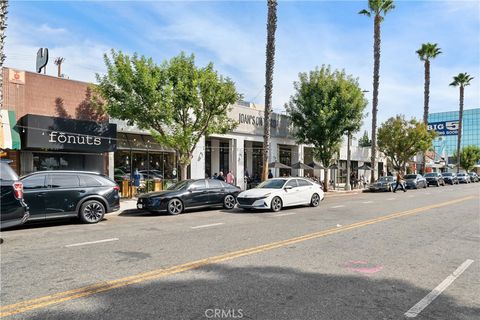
[427,120,459,136]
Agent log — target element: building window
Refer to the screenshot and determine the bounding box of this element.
[219,142,229,174]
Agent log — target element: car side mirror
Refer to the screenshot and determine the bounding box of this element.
[284,185,293,190]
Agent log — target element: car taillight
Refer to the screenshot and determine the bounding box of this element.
[113,185,120,191]
[13,182,23,199]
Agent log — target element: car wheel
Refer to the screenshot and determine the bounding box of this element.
[223,194,236,209]
[167,198,183,215]
[270,196,282,212]
[310,193,320,207]
[79,200,105,224]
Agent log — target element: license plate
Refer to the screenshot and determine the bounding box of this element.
[137,203,143,209]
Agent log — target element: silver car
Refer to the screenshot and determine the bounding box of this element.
[456,173,471,183]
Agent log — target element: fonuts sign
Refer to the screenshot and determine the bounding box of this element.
[22,114,117,152]
[48,131,102,146]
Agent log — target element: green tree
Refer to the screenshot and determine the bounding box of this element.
[359,0,395,183]
[96,51,240,180]
[377,115,436,173]
[358,130,371,147]
[286,66,367,191]
[262,0,278,181]
[450,73,474,173]
[452,146,480,172]
[416,42,441,173]
[0,0,8,107]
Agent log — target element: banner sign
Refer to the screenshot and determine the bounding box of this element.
[21,114,117,152]
[427,120,459,136]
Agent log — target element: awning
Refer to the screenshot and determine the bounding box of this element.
[0,110,21,150]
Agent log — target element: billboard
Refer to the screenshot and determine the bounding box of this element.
[427,120,459,136]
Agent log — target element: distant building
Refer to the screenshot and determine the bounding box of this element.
[427,108,480,171]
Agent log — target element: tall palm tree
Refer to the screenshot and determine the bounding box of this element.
[416,42,441,173]
[450,73,474,173]
[359,0,395,183]
[0,0,8,108]
[262,0,277,181]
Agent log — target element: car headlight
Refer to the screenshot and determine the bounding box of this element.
[259,193,271,199]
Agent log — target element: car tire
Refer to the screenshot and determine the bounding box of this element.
[310,193,320,207]
[79,200,105,224]
[270,196,282,212]
[223,194,236,209]
[167,198,183,215]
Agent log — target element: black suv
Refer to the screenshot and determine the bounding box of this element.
[424,172,445,187]
[21,171,120,224]
[1,160,29,229]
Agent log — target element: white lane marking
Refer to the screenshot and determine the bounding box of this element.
[331,205,345,208]
[387,198,396,200]
[65,238,119,247]
[336,224,342,227]
[273,212,297,217]
[404,259,474,318]
[362,201,374,204]
[190,222,225,229]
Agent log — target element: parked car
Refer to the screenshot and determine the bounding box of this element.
[368,176,395,192]
[424,172,445,187]
[137,179,241,215]
[468,172,479,183]
[456,173,471,184]
[442,172,459,185]
[237,178,324,212]
[0,160,29,229]
[404,174,428,189]
[21,171,120,224]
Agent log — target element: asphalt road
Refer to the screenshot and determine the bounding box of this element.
[1,183,479,320]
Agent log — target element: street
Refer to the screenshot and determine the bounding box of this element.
[1,183,479,320]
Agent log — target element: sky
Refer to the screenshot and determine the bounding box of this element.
[4,0,480,139]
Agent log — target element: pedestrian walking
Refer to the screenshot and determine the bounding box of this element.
[393,171,407,193]
[217,171,225,181]
[268,169,273,179]
[226,170,235,185]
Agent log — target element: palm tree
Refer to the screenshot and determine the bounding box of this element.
[0,0,8,108]
[262,0,278,181]
[450,73,474,173]
[416,42,441,173]
[359,0,395,184]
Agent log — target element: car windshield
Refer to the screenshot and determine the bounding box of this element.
[442,173,452,176]
[378,177,393,182]
[256,179,287,189]
[404,175,417,179]
[167,180,189,191]
[425,173,436,177]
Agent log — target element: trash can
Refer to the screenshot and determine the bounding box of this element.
[121,180,131,198]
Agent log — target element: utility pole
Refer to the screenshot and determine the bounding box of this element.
[54,57,65,77]
[345,132,352,190]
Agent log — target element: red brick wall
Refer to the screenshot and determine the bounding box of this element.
[2,67,102,121]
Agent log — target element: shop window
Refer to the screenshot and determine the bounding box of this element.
[219,142,229,173]
[279,147,292,177]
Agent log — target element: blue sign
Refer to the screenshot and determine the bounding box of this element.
[427,120,459,136]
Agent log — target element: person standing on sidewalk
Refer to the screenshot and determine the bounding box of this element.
[226,170,235,185]
[393,171,406,193]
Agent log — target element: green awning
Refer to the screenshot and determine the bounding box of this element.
[0,110,21,150]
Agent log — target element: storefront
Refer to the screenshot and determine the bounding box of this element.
[111,119,178,194]
[18,114,116,175]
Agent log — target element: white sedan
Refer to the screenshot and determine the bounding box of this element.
[237,178,325,212]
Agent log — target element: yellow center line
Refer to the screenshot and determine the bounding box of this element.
[0,195,475,317]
